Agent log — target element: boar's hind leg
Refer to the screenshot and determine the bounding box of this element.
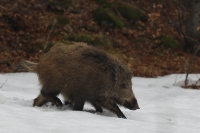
[34,93,62,107]
[91,102,103,113]
[50,96,63,107]
[101,101,126,119]
[40,89,63,107]
[33,94,48,107]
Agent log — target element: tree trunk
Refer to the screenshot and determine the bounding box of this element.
[181,0,200,51]
[185,0,200,38]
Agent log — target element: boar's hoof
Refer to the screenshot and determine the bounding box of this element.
[51,97,63,107]
[95,106,103,113]
[118,114,127,119]
[64,101,74,107]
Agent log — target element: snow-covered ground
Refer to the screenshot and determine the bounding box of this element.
[0,73,200,133]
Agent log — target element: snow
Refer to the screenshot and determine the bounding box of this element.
[0,73,200,133]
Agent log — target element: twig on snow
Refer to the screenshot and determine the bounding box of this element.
[0,78,8,89]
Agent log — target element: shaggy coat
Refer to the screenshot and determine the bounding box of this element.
[21,42,139,118]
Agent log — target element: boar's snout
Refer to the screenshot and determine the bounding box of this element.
[123,97,140,110]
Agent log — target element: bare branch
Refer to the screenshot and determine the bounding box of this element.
[184,36,200,86]
[42,19,56,54]
[46,19,56,44]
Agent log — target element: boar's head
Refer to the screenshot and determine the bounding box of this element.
[112,64,140,110]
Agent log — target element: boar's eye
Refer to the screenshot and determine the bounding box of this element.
[120,83,127,89]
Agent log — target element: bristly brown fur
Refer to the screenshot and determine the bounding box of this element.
[22,42,139,118]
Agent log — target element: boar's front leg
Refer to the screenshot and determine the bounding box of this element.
[91,101,103,113]
[101,101,126,119]
[64,101,73,106]
[73,99,86,111]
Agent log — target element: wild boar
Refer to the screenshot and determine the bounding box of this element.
[21,42,139,118]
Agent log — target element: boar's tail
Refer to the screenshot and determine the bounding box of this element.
[16,60,38,72]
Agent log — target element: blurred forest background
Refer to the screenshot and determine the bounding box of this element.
[1,0,200,77]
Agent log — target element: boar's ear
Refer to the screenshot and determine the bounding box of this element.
[111,64,123,81]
